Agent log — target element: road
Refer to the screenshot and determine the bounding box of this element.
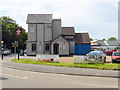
[0,55,118,88]
[1,66,118,88]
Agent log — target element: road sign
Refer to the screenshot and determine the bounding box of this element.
[12,41,19,60]
[16,29,22,36]
[12,42,18,47]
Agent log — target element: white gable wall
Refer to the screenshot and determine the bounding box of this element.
[45,24,52,41]
[52,20,62,39]
[27,14,52,24]
[69,41,75,54]
[51,36,69,55]
[28,24,36,41]
[37,24,45,54]
[26,41,36,55]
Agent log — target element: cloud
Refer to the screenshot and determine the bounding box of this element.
[0,0,118,39]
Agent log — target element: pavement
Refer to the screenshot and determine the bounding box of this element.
[0,54,120,78]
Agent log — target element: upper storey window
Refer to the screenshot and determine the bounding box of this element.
[64,36,74,39]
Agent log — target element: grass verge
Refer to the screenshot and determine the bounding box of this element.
[11,59,120,70]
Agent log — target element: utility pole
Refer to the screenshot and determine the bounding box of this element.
[1,20,3,60]
[1,41,4,60]
[17,39,19,60]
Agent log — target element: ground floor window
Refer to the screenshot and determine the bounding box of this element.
[32,44,36,51]
[45,44,50,51]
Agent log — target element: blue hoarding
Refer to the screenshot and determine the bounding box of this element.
[74,44,91,55]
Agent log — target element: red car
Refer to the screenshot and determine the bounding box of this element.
[104,50,112,56]
[112,52,120,63]
[112,49,117,52]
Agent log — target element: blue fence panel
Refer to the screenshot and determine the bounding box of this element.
[74,44,91,55]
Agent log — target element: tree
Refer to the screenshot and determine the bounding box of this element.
[108,37,117,41]
[90,38,93,41]
[102,38,105,41]
[116,46,119,50]
[0,16,27,52]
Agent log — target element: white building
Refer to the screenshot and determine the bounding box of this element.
[26,14,90,55]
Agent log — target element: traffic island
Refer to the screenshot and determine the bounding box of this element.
[11,59,120,70]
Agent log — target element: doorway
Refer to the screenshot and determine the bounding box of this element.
[53,44,59,54]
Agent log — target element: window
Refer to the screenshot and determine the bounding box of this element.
[45,44,50,51]
[65,36,74,39]
[64,36,74,41]
[32,44,36,51]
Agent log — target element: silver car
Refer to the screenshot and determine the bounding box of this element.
[2,50,11,55]
[86,51,106,62]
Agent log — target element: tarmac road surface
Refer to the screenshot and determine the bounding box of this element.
[1,66,118,88]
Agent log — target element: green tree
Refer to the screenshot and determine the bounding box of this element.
[116,46,119,50]
[108,37,117,41]
[0,16,27,51]
[90,38,93,41]
[102,38,105,41]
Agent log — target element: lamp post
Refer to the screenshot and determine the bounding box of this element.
[1,41,4,60]
[1,19,9,60]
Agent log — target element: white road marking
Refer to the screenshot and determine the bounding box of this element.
[95,74,102,76]
[1,73,28,79]
[22,77,28,79]
[63,81,118,88]
[0,60,6,62]
[2,67,49,76]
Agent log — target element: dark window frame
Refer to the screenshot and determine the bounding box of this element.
[32,44,36,51]
[45,44,50,52]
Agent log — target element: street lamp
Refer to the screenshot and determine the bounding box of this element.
[1,19,11,60]
[1,41,4,60]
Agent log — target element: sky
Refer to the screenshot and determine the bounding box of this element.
[0,0,119,40]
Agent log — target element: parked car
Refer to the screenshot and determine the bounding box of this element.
[104,50,112,56]
[112,49,117,52]
[86,51,106,62]
[20,50,24,56]
[24,49,26,54]
[2,50,11,55]
[117,49,120,52]
[111,52,120,63]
